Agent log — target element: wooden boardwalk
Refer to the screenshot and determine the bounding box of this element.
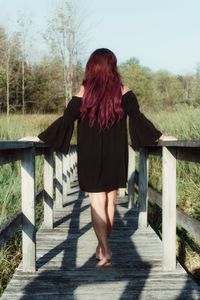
[1,178,200,300]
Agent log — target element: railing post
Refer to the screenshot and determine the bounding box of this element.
[21,147,36,272]
[118,188,126,197]
[62,153,68,203]
[71,146,75,180]
[74,147,78,177]
[128,145,136,208]
[162,146,177,271]
[43,149,54,229]
[138,148,149,229]
[66,153,71,192]
[54,152,63,208]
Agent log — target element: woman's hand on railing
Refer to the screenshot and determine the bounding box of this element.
[18,136,42,142]
[158,134,178,141]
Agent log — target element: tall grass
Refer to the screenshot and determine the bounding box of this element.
[145,104,200,219]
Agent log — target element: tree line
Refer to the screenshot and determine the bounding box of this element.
[0,1,200,114]
[119,58,200,110]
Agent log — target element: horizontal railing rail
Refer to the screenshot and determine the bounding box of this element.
[0,140,199,273]
[0,141,78,272]
[127,140,200,271]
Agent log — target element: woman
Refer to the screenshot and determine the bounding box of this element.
[19,48,176,267]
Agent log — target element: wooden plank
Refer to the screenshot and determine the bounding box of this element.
[138,148,149,228]
[128,145,136,208]
[0,141,53,150]
[176,207,200,240]
[0,149,25,165]
[2,192,200,299]
[0,210,21,246]
[43,149,54,229]
[157,140,200,147]
[54,152,63,208]
[0,189,45,246]
[62,154,68,201]
[176,147,200,163]
[0,141,34,150]
[148,187,200,241]
[21,147,36,272]
[162,146,177,271]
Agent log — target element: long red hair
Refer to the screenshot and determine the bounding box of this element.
[80,48,124,131]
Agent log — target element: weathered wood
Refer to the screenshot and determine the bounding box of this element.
[138,148,149,228]
[66,153,71,192]
[43,149,54,229]
[118,188,126,196]
[0,189,45,246]
[128,145,136,208]
[148,187,200,241]
[54,152,63,208]
[162,146,177,271]
[176,147,200,163]
[157,140,200,147]
[69,148,75,183]
[21,147,36,272]
[0,149,25,165]
[0,210,21,246]
[62,154,68,200]
[0,141,34,150]
[148,146,162,157]
[176,207,200,240]
[71,147,75,179]
[2,193,200,300]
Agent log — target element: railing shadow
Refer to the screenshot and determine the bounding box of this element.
[19,188,152,299]
[18,185,200,299]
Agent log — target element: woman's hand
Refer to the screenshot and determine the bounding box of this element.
[18,136,41,142]
[158,134,177,141]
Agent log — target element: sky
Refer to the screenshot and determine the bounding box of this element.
[1,0,200,75]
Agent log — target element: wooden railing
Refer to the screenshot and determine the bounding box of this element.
[127,141,200,271]
[0,141,77,272]
[0,140,200,273]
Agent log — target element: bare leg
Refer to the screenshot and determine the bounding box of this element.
[96,189,117,259]
[106,189,117,237]
[88,192,112,265]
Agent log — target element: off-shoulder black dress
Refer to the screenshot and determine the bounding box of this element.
[38,90,162,192]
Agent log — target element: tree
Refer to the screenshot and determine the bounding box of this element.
[17,13,32,114]
[152,70,185,108]
[44,0,86,106]
[193,63,200,105]
[119,57,154,108]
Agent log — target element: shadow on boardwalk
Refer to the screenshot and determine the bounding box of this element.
[11,185,200,300]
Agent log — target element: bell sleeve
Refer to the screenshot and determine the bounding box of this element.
[126,91,162,150]
[37,98,80,154]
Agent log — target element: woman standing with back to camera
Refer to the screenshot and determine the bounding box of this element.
[20,48,176,267]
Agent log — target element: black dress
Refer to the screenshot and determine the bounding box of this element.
[37,90,162,192]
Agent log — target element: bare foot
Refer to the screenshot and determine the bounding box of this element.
[96,255,112,267]
[96,248,112,267]
[95,244,103,260]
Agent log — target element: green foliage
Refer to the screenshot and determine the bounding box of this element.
[119,58,200,111]
[152,70,185,107]
[119,57,154,107]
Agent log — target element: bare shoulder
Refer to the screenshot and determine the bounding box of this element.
[121,85,131,95]
[74,85,84,97]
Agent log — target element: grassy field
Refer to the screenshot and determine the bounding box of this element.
[145,104,200,219]
[0,105,200,294]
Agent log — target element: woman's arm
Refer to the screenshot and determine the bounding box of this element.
[158,134,177,141]
[18,136,42,142]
